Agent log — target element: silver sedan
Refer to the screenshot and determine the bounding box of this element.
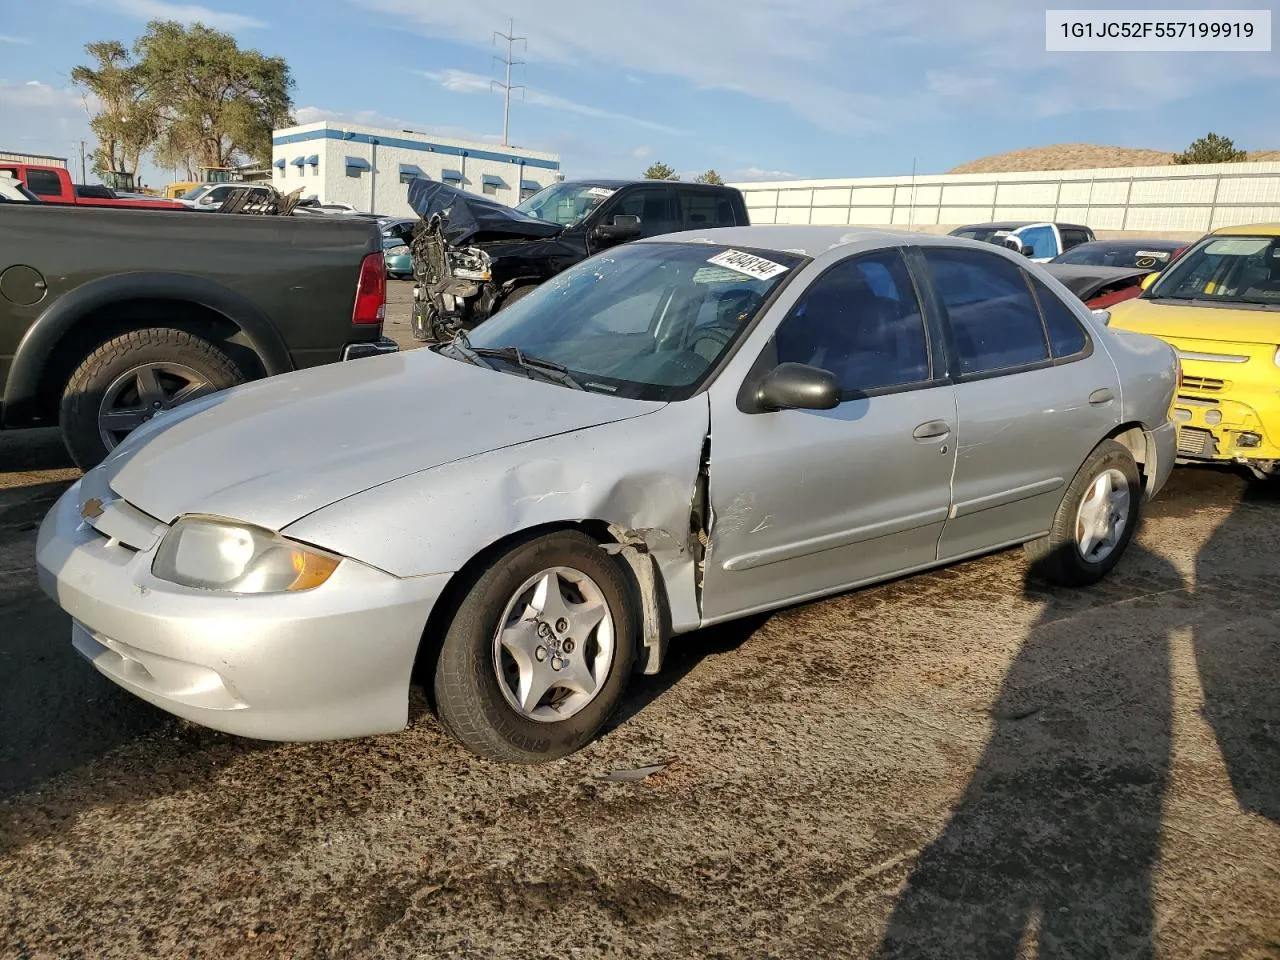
[36,226,1179,762]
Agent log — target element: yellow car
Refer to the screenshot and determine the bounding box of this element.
[1107,223,1280,480]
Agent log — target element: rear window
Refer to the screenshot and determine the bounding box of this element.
[23,168,63,197]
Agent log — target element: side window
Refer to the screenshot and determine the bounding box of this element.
[24,169,63,197]
[774,249,930,395]
[677,188,737,227]
[1060,228,1090,251]
[609,187,676,236]
[1015,224,1057,258]
[924,247,1049,376]
[1030,274,1088,358]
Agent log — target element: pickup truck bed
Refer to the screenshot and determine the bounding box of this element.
[1,204,393,468]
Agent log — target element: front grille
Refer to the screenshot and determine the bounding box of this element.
[1177,426,1219,457]
[1180,375,1226,393]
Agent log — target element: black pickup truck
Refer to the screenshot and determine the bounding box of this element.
[407,178,751,342]
[0,203,396,468]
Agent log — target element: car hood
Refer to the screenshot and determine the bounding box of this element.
[1041,263,1151,300]
[100,348,665,531]
[1108,296,1280,346]
[407,179,562,246]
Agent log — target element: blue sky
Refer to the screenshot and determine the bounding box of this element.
[1,0,1277,187]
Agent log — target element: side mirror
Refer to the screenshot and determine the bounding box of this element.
[592,214,642,244]
[1090,308,1111,327]
[755,362,841,412]
[1140,271,1159,291]
[1002,235,1025,255]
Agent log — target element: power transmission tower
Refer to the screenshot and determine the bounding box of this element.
[491,19,526,146]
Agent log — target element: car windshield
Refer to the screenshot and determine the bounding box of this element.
[180,185,211,201]
[1052,241,1179,268]
[1146,235,1280,307]
[447,241,806,401]
[514,182,619,226]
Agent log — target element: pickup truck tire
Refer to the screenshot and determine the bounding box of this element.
[60,328,245,470]
[433,530,638,763]
[497,284,536,311]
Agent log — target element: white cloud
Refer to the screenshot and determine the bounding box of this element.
[0,35,32,44]
[108,0,267,30]
[729,166,797,182]
[357,0,1280,134]
[413,68,685,135]
[0,79,98,167]
[632,146,652,158]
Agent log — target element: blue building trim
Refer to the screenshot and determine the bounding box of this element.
[273,128,561,172]
[273,158,286,169]
[305,154,319,166]
[344,155,371,171]
[481,174,505,186]
[441,168,463,182]
[291,155,306,167]
[520,178,542,190]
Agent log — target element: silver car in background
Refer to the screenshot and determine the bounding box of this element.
[36,226,1179,763]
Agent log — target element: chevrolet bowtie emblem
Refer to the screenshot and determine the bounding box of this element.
[80,498,104,520]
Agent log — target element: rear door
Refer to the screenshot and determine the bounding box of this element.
[676,187,741,229]
[918,245,1121,560]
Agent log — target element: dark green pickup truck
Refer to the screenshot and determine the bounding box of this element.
[0,204,396,468]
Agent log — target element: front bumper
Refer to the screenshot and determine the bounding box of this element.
[1171,383,1280,464]
[35,478,450,742]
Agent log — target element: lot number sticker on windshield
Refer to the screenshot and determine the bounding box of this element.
[707,249,790,280]
[587,187,616,199]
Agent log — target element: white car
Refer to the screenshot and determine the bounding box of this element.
[36,225,1178,763]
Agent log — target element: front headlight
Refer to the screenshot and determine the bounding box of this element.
[152,516,342,594]
[447,246,492,281]
[1274,346,1280,368]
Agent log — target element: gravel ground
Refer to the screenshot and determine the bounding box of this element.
[1,312,1277,958]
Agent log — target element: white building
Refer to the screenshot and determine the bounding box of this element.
[730,160,1280,238]
[270,121,562,216]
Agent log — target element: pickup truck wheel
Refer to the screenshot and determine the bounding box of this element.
[60,328,245,470]
[497,284,536,311]
[433,531,638,763]
[1025,439,1142,587]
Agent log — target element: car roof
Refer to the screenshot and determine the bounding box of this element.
[1210,222,1280,236]
[955,220,1091,231]
[560,178,730,190]
[640,224,988,258]
[1070,237,1183,249]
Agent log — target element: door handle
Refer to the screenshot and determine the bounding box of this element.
[912,420,951,441]
[1088,388,1115,405]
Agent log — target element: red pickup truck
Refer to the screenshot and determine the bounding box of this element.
[0,163,185,209]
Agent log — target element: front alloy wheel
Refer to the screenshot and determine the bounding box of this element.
[433,530,638,763]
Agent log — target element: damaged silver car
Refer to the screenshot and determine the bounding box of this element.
[36,226,1179,763]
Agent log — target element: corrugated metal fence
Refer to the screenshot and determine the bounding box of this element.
[730,160,1280,234]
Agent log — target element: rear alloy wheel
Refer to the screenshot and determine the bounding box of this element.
[1025,439,1142,586]
[60,328,245,470]
[433,531,638,763]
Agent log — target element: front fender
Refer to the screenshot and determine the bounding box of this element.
[3,271,293,424]
[284,398,711,634]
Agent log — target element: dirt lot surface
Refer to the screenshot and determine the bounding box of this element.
[1,320,1277,958]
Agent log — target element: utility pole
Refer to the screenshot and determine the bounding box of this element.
[491,18,526,146]
[78,140,87,183]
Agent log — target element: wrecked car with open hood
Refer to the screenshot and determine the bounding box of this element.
[36,226,1177,765]
[406,177,751,342]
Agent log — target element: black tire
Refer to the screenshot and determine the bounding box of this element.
[1025,439,1142,587]
[497,284,537,311]
[60,328,245,470]
[433,530,639,763]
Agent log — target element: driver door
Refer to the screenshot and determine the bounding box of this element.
[700,248,958,621]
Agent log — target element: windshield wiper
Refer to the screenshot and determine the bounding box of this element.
[452,332,585,390]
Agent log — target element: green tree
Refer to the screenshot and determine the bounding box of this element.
[1173,132,1248,165]
[642,161,679,181]
[135,20,295,170]
[694,169,724,185]
[70,41,158,178]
